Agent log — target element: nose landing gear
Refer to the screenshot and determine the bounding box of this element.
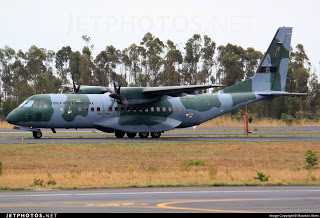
[32,131,42,139]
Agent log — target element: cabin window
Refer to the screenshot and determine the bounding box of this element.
[133,107,136,112]
[144,107,148,112]
[174,107,178,112]
[115,107,118,112]
[91,107,94,112]
[97,107,100,112]
[162,107,166,112]
[156,107,160,112]
[78,107,82,112]
[139,107,143,112]
[127,107,131,112]
[180,107,184,112]
[121,107,125,112]
[108,107,112,112]
[150,107,154,112]
[168,107,172,112]
[84,107,88,112]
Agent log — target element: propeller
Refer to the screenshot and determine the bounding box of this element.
[72,73,81,94]
[109,81,122,105]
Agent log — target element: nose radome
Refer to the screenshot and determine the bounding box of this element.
[6,111,17,125]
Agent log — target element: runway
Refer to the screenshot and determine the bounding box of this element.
[1,186,320,213]
[1,126,320,143]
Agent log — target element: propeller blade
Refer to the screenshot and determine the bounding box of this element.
[75,84,81,94]
[109,81,122,104]
[72,74,77,94]
[113,82,117,93]
[110,98,116,108]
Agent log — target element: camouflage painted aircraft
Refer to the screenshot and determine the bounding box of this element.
[6,27,307,139]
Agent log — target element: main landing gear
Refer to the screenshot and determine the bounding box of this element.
[114,131,161,139]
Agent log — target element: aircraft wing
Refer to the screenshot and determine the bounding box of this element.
[143,84,223,96]
[62,84,110,94]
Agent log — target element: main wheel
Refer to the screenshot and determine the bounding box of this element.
[32,131,42,139]
[139,132,149,138]
[115,131,125,138]
[151,132,161,138]
[126,132,137,138]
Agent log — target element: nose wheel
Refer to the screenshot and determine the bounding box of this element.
[32,131,42,139]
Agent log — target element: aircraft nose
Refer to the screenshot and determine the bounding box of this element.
[6,111,18,125]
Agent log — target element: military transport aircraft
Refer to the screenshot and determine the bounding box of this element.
[6,27,307,139]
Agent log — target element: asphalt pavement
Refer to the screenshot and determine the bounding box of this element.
[1,186,320,213]
[1,126,320,143]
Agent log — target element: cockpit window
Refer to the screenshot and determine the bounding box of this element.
[18,100,34,108]
[39,100,48,108]
[18,99,49,108]
[31,100,48,109]
[18,100,28,107]
[32,100,40,108]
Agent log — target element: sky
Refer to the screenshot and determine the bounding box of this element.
[1,0,320,74]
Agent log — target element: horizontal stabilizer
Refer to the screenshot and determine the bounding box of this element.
[257,92,309,97]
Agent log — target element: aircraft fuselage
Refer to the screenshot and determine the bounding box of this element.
[6,91,263,138]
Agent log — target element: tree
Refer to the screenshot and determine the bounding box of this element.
[69,51,81,87]
[121,43,146,86]
[140,32,164,86]
[288,44,311,112]
[198,35,216,85]
[243,47,263,79]
[309,72,320,113]
[94,45,121,86]
[79,35,95,85]
[217,43,246,87]
[183,34,202,85]
[0,46,15,99]
[11,50,34,102]
[55,46,72,84]
[160,40,183,86]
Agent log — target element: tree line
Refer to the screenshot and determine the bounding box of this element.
[1,32,319,121]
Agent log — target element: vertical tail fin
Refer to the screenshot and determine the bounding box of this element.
[255,27,292,91]
[222,27,292,94]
